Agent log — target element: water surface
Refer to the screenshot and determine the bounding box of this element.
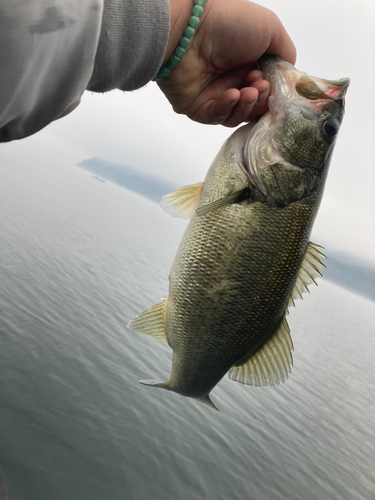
[0,154,374,500]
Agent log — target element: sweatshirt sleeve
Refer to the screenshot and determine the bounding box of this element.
[88,0,170,92]
[0,0,170,143]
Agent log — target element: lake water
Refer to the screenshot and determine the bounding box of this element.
[0,152,374,500]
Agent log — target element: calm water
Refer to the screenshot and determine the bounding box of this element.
[0,151,374,500]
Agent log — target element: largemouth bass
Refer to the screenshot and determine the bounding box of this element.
[129,57,349,410]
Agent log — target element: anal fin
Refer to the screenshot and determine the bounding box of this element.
[127,298,169,344]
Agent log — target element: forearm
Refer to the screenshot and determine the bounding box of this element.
[0,0,170,142]
[87,0,194,91]
[88,0,170,92]
[0,0,103,142]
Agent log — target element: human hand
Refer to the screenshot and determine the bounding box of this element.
[158,0,296,127]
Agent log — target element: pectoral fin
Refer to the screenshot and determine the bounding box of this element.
[127,298,169,344]
[228,317,293,386]
[160,183,204,219]
[196,187,251,217]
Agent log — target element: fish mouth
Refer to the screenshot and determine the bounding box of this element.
[235,57,350,203]
[259,55,302,115]
[237,57,349,203]
[259,56,350,115]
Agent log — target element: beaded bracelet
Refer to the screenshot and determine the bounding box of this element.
[153,0,208,81]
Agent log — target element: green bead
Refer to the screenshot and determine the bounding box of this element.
[153,0,207,82]
[175,46,185,58]
[170,55,181,66]
[184,26,195,38]
[192,5,203,16]
[153,70,163,81]
[160,67,171,78]
[189,16,200,28]
[180,36,191,48]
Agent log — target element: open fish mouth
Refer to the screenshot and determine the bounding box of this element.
[234,57,351,204]
[259,56,350,113]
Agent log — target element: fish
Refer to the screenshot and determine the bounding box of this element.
[128,56,349,410]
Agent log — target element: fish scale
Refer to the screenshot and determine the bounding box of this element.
[166,187,316,398]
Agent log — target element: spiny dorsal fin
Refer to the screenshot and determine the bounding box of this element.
[228,317,293,386]
[160,183,204,219]
[196,187,251,217]
[127,298,169,344]
[288,242,326,309]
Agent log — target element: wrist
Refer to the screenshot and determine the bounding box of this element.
[164,0,199,65]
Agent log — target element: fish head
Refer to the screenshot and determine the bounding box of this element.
[243,56,350,206]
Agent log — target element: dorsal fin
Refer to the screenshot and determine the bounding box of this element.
[287,241,326,309]
[160,183,204,219]
[228,317,293,386]
[127,298,169,344]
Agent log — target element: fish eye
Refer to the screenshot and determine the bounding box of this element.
[322,118,339,139]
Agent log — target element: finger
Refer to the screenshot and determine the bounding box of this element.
[221,87,259,128]
[245,73,270,117]
[187,67,271,126]
[247,79,270,118]
[246,70,264,86]
[200,88,241,125]
[222,77,271,127]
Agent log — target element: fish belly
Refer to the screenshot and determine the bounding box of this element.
[166,198,315,397]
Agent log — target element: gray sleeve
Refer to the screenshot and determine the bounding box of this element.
[88,0,170,92]
[0,0,169,142]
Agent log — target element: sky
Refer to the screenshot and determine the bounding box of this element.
[1,0,375,264]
